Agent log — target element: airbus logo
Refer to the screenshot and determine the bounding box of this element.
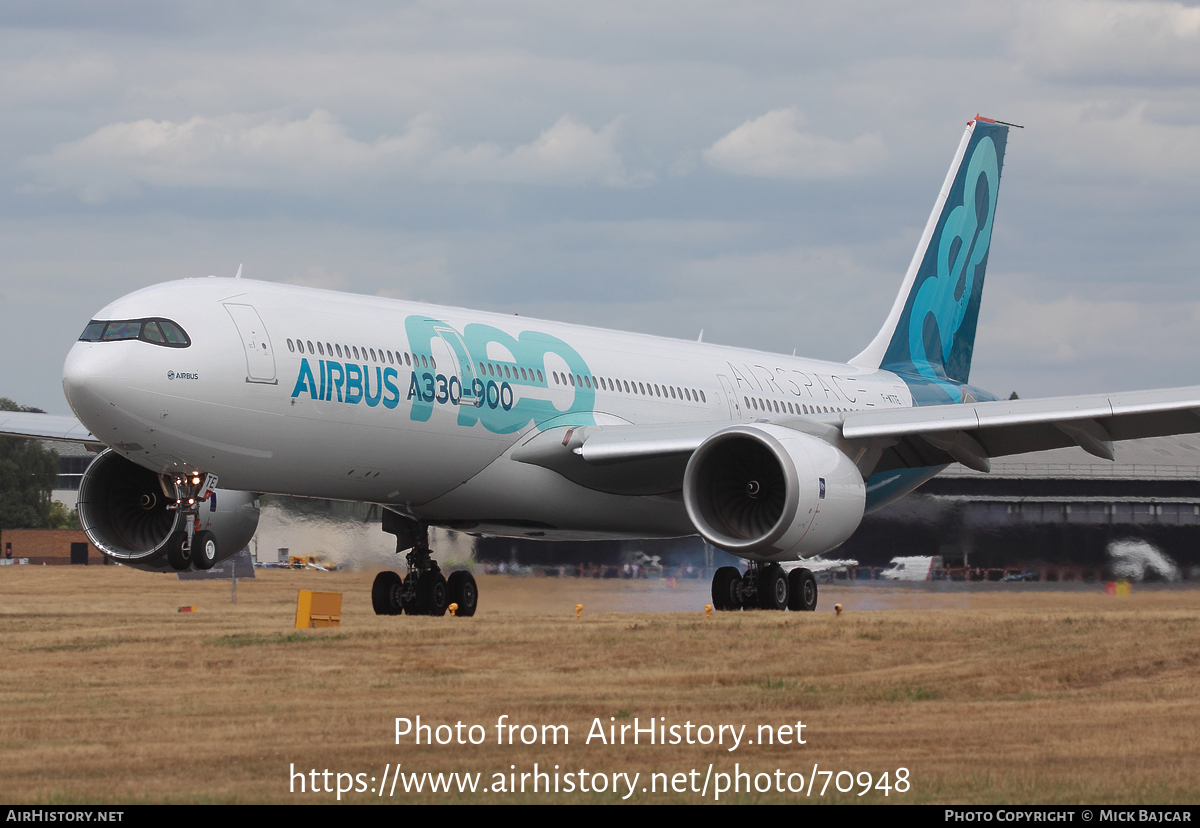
[168,370,199,380]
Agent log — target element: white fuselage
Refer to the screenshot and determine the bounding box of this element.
[63,278,915,541]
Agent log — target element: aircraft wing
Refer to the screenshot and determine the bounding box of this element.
[841,385,1200,474]
[0,412,100,444]
[513,385,1200,491]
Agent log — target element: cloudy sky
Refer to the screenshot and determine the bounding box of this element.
[3,0,1199,414]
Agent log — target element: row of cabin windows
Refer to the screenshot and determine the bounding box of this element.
[552,371,706,404]
[746,396,851,416]
[286,338,436,371]
[478,362,544,384]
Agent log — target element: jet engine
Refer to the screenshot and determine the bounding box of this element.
[683,424,865,561]
[76,449,259,570]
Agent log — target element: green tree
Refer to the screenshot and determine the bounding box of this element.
[0,397,61,529]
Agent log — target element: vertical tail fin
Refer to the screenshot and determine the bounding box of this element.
[851,117,1009,402]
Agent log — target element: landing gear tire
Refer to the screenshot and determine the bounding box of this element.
[758,564,789,611]
[165,531,191,571]
[192,530,218,570]
[414,570,450,617]
[372,571,404,616]
[711,566,743,611]
[788,568,818,612]
[447,571,478,617]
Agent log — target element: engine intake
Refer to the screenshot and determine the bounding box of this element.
[77,450,260,569]
[683,424,865,560]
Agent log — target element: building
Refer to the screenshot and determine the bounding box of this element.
[841,435,1200,581]
[1,528,103,565]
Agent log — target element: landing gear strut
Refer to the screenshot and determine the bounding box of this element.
[372,513,477,618]
[163,471,219,571]
[711,562,817,612]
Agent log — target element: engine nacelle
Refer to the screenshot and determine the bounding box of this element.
[77,450,260,571]
[683,424,865,561]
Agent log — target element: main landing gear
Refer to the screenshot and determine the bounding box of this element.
[711,563,817,612]
[372,513,477,618]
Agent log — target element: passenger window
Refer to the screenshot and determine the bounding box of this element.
[699,391,705,403]
[326,342,333,355]
[751,398,759,410]
[430,357,435,369]
[307,340,315,354]
[624,381,630,393]
[569,374,576,387]
[488,364,495,377]
[520,367,528,380]
[287,339,295,352]
[537,370,544,383]
[370,348,377,362]
[744,396,750,408]
[504,366,511,379]
[421,355,428,368]
[404,352,411,366]
[103,321,141,341]
[685,388,692,401]
[638,382,645,395]
[317,342,324,356]
[387,351,393,364]
[584,376,591,388]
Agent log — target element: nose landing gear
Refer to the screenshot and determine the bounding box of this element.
[710,562,817,612]
[163,472,219,571]
[372,513,477,618]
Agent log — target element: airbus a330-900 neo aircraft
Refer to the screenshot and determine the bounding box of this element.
[6,116,1200,616]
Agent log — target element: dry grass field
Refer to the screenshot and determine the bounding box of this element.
[2,565,1198,804]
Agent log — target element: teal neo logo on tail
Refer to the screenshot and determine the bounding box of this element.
[879,118,1008,405]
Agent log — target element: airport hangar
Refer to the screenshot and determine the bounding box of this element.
[838,434,1200,581]
[33,436,1200,581]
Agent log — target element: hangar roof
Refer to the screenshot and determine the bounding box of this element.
[943,434,1200,480]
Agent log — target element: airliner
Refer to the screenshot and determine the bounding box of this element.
[5,116,1200,617]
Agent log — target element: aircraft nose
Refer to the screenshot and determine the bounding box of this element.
[62,341,126,419]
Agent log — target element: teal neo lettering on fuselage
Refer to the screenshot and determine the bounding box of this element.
[288,316,597,434]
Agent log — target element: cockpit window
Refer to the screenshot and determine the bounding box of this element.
[159,320,188,345]
[103,321,142,340]
[142,321,165,343]
[79,318,191,348]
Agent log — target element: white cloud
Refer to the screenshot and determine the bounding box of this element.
[1014,0,1200,84]
[24,110,645,201]
[703,108,887,180]
[977,292,1200,369]
[429,115,649,187]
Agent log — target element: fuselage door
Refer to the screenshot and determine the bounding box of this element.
[717,374,740,420]
[434,326,478,406]
[224,303,277,384]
